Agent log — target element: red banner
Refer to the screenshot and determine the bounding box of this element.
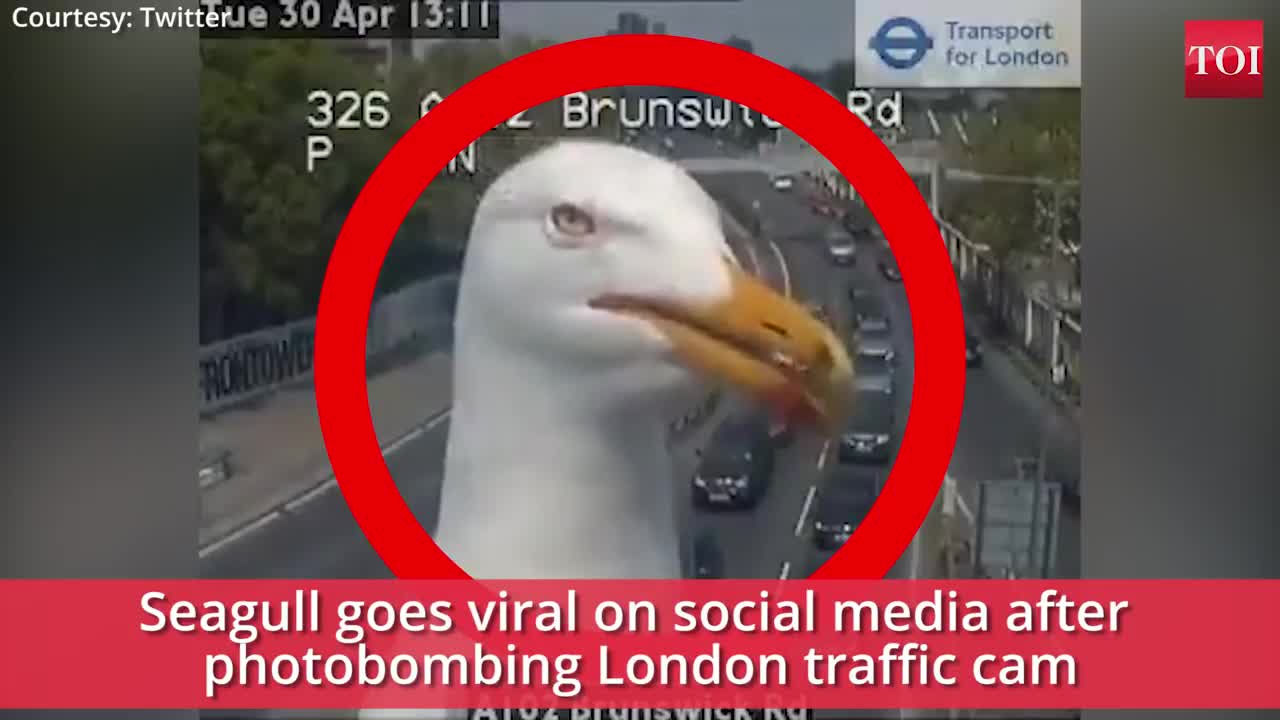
[1,580,1277,710]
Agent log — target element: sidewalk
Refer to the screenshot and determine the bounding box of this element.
[198,349,454,548]
[997,338,1082,426]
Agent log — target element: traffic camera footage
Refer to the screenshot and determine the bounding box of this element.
[12,0,1280,719]
[194,2,1080,718]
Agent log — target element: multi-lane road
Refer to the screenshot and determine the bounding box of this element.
[202,131,1080,584]
[198,131,1082,720]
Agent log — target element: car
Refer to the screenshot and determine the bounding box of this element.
[825,228,857,266]
[879,254,902,282]
[854,325,897,366]
[692,415,776,508]
[837,388,896,463]
[851,291,890,330]
[771,174,795,191]
[689,531,724,579]
[811,201,840,219]
[854,351,894,394]
[965,330,983,367]
[811,467,882,549]
[842,209,873,240]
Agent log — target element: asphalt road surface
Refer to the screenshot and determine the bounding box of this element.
[199,135,1081,719]
[696,167,1081,582]
[204,133,1080,582]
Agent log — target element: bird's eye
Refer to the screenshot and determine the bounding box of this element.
[548,203,597,239]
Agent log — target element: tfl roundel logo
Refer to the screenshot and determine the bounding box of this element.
[870,17,934,70]
[1185,20,1264,98]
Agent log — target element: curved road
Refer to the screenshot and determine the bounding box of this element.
[203,132,1080,583]
[199,133,1081,720]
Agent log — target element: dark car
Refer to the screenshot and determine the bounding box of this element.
[812,201,839,219]
[879,254,902,282]
[812,467,882,550]
[689,531,724,579]
[854,325,897,366]
[838,388,896,463]
[965,330,983,367]
[692,415,776,508]
[854,351,894,394]
[842,209,872,240]
[851,291,891,331]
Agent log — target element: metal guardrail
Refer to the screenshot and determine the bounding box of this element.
[196,274,459,488]
[727,143,1083,397]
[939,219,1082,403]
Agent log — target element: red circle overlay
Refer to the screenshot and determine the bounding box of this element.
[315,34,965,581]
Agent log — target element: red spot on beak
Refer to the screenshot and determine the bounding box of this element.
[765,387,818,430]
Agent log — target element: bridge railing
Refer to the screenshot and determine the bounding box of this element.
[677,149,1081,403]
[198,273,460,417]
[937,218,1081,402]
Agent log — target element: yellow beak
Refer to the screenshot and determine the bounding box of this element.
[591,261,855,433]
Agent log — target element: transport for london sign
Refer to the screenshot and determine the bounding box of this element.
[856,0,1081,89]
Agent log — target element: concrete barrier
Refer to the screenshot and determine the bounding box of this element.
[198,273,459,416]
[940,219,1082,407]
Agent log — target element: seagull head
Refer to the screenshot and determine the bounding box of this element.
[459,139,854,430]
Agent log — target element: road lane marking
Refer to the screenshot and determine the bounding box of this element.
[382,425,426,456]
[767,239,791,297]
[284,478,338,514]
[198,511,282,559]
[816,439,830,470]
[424,408,452,430]
[283,412,451,515]
[199,408,453,559]
[778,561,791,580]
[794,484,817,537]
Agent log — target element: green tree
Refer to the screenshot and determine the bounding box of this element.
[200,35,585,339]
[945,89,1079,260]
[200,39,394,338]
[942,90,1080,323]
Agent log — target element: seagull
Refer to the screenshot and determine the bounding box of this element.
[356,139,852,719]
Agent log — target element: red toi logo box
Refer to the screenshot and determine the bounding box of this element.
[1185,20,1264,98]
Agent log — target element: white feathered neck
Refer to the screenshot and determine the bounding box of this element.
[430,284,685,580]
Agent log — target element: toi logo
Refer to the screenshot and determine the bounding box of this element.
[1185,20,1264,98]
